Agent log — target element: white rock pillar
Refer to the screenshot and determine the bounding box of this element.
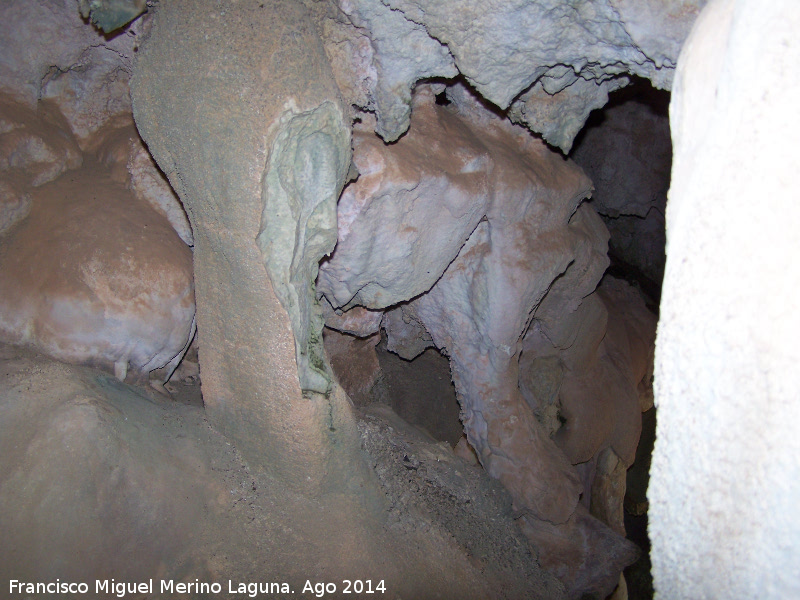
[650,0,800,597]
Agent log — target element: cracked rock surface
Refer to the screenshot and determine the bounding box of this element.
[320,0,704,150]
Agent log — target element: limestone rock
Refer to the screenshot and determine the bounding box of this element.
[385,0,636,108]
[0,0,140,143]
[509,76,630,153]
[520,274,656,584]
[610,0,704,81]
[320,85,597,525]
[77,0,147,33]
[132,0,374,492]
[326,0,704,148]
[0,180,31,236]
[555,354,642,467]
[318,95,489,310]
[91,122,193,246]
[332,0,457,141]
[0,344,568,598]
[0,160,195,381]
[572,90,672,286]
[523,276,656,468]
[520,504,639,600]
[321,300,383,338]
[0,353,222,585]
[320,15,376,117]
[651,1,800,596]
[590,447,629,536]
[573,92,672,220]
[0,95,83,188]
[597,277,658,405]
[453,435,480,465]
[381,304,435,361]
[519,354,565,437]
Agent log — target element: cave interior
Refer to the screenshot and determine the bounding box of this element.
[1,1,798,600]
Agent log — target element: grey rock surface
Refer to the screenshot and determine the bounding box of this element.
[319,0,704,150]
[77,0,147,33]
[0,0,140,143]
[509,76,630,153]
[381,304,435,361]
[320,299,383,338]
[334,0,457,141]
[651,0,800,596]
[571,90,671,286]
[572,94,671,219]
[318,92,489,310]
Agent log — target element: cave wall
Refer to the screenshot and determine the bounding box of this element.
[0,0,196,384]
[650,0,800,597]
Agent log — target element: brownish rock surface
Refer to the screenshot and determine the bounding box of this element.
[91,121,194,246]
[526,276,657,469]
[0,157,195,380]
[131,0,375,502]
[0,0,140,142]
[0,344,566,599]
[323,328,381,406]
[0,93,194,381]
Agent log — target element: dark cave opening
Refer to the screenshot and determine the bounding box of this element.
[571,77,672,307]
[568,78,671,600]
[323,325,463,448]
[372,331,463,447]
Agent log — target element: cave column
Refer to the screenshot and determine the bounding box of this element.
[650,0,800,596]
[131,0,367,494]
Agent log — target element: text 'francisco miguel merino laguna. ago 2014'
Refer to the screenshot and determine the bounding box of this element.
[9,578,389,597]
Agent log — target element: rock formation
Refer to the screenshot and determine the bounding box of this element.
[317,84,659,597]
[571,86,672,290]
[321,0,704,150]
[650,0,800,597]
[131,0,372,496]
[11,1,793,599]
[0,92,195,383]
[0,0,141,144]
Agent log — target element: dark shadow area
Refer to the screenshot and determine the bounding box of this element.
[571,76,671,303]
[372,332,463,447]
[624,406,657,600]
